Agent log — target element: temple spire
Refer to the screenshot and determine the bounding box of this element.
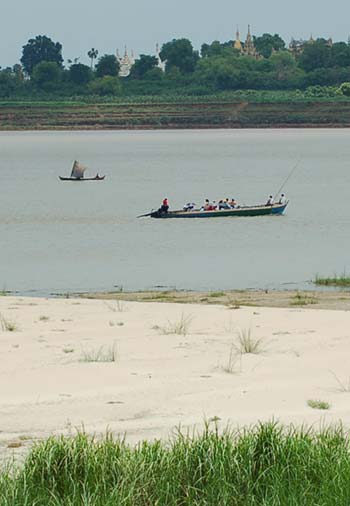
[244,24,257,57]
[233,25,243,52]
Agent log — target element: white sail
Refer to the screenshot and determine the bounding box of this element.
[71,160,87,179]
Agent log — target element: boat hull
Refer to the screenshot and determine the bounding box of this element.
[150,202,288,218]
[59,176,105,181]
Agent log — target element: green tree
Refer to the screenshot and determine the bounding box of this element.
[31,62,62,91]
[298,39,331,72]
[89,76,122,95]
[68,63,92,85]
[330,42,350,67]
[269,51,296,79]
[21,35,63,75]
[201,40,235,58]
[253,33,286,58]
[87,48,98,69]
[95,54,120,77]
[12,64,24,81]
[194,57,241,90]
[144,67,164,80]
[160,39,199,73]
[0,71,22,97]
[129,55,158,79]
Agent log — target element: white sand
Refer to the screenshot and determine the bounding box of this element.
[1,296,350,460]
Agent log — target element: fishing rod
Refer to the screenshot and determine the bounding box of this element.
[273,159,301,201]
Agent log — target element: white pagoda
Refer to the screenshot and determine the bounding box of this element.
[116,47,135,77]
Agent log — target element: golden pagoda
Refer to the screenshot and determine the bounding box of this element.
[233,27,243,52]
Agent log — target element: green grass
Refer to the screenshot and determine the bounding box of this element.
[307,399,331,410]
[2,422,350,505]
[2,89,350,106]
[62,347,74,354]
[314,273,350,287]
[291,292,319,306]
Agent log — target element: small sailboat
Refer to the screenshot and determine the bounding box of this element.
[59,160,105,181]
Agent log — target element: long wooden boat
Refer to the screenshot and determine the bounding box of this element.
[59,175,105,181]
[145,202,288,219]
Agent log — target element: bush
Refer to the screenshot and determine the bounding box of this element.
[89,76,122,96]
[339,82,350,96]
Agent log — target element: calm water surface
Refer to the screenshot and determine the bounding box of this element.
[1,129,350,295]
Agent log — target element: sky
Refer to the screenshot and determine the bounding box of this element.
[2,0,350,68]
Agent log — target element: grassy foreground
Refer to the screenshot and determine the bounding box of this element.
[2,422,350,505]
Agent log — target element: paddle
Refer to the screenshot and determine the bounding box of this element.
[137,212,154,218]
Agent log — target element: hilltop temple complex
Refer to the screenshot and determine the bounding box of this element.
[233,26,260,59]
[288,35,333,56]
[116,29,335,78]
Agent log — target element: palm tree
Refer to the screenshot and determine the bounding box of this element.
[87,48,99,70]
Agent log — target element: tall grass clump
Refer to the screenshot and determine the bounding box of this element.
[0,313,18,331]
[222,342,242,374]
[291,292,318,306]
[156,313,193,336]
[235,328,264,354]
[2,422,350,505]
[80,342,118,363]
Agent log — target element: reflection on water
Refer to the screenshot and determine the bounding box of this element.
[1,129,350,295]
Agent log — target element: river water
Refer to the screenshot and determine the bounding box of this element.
[1,129,349,296]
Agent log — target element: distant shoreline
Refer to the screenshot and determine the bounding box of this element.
[4,288,350,310]
[2,101,350,130]
[1,125,350,131]
[78,288,350,311]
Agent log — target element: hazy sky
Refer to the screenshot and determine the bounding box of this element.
[2,0,350,68]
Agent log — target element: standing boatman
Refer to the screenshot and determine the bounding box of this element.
[278,193,287,205]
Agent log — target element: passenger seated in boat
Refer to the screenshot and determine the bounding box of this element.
[278,193,287,205]
[218,199,231,210]
[183,202,195,211]
[201,199,216,211]
[229,198,237,208]
[160,198,169,213]
[266,195,274,206]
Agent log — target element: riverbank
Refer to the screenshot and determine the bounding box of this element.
[1,293,350,465]
[2,101,350,129]
[81,288,350,311]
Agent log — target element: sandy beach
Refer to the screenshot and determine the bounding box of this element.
[1,295,350,462]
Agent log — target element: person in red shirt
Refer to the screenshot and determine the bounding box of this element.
[160,198,169,213]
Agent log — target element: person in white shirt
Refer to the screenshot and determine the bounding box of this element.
[266,195,274,206]
[278,193,287,205]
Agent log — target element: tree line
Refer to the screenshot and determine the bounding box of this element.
[1,34,350,98]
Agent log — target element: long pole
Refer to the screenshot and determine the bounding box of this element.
[273,159,300,201]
